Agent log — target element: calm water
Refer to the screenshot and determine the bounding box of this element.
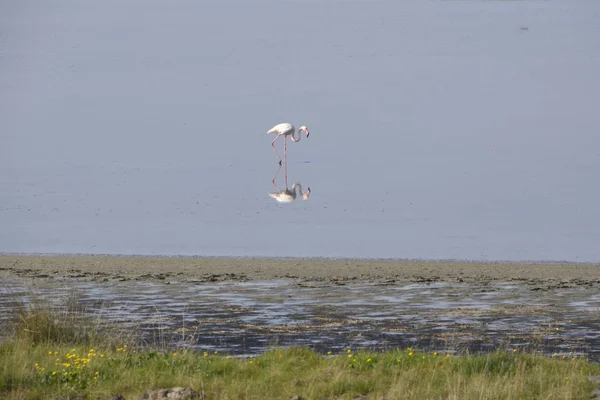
[2,1,600,261]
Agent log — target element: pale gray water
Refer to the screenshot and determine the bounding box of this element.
[2,1,600,261]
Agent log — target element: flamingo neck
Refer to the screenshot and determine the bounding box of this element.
[290,128,302,142]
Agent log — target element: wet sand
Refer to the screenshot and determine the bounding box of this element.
[1,254,599,287]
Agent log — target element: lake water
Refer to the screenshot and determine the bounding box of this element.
[2,0,599,261]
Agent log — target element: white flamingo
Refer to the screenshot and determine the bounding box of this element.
[267,123,310,165]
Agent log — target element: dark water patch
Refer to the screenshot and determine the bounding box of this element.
[2,278,600,360]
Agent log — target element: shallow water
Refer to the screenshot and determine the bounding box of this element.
[1,1,600,261]
[3,278,600,359]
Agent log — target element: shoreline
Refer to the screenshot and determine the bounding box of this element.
[1,251,597,265]
[1,254,599,285]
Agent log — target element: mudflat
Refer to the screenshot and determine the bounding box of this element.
[1,254,599,287]
[3,254,600,359]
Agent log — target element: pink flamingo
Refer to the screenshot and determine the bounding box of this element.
[267,123,310,165]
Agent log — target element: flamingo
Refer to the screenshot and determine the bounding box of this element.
[267,123,310,165]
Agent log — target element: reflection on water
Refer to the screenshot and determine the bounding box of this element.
[269,161,311,204]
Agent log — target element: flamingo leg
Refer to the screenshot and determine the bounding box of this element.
[284,135,288,164]
[283,156,288,189]
[271,134,282,165]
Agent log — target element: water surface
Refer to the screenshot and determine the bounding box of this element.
[1,1,599,261]
[2,278,599,358]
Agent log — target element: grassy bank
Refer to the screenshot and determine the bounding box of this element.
[2,341,599,399]
[1,300,599,399]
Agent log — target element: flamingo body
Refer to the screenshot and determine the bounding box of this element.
[267,123,295,136]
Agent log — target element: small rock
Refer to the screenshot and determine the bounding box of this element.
[589,376,600,399]
[110,396,126,400]
[288,396,303,400]
[140,387,201,400]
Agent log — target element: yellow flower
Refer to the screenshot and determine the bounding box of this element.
[408,352,413,357]
[366,358,372,363]
[100,354,105,358]
[203,352,208,357]
[62,363,70,368]
[226,355,231,359]
[214,351,218,354]
[327,351,332,355]
[348,354,353,358]
[434,352,438,357]
[48,351,53,355]
[422,356,426,359]
[52,371,57,375]
[95,371,99,375]
[172,353,177,356]
[565,376,569,380]
[512,349,517,353]
[249,361,253,364]
[347,349,352,353]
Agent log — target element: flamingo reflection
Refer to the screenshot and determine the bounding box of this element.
[269,160,311,203]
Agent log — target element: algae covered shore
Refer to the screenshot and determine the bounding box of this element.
[2,254,599,285]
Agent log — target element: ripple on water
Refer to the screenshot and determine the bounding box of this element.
[1,278,600,359]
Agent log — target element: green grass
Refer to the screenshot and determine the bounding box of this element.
[2,342,599,399]
[1,300,599,399]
